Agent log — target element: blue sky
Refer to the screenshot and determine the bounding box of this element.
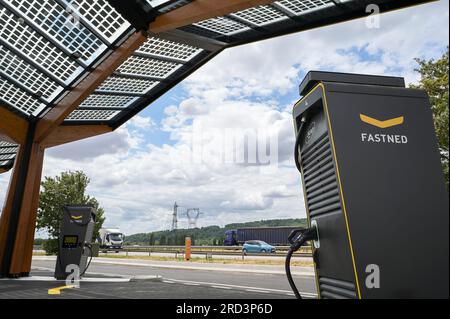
[1,1,448,236]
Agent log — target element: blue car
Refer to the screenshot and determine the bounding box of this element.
[242,240,276,254]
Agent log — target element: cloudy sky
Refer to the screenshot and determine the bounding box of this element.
[1,1,448,236]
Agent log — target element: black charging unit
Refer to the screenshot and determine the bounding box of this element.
[292,71,449,299]
[54,205,96,280]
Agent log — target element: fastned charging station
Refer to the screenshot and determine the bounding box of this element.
[293,71,449,299]
[54,206,96,280]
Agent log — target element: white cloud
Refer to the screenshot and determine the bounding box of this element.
[129,115,155,130]
[0,1,448,235]
[46,126,136,161]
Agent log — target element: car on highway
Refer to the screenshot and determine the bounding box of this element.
[242,240,276,254]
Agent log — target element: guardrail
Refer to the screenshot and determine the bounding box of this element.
[101,245,313,260]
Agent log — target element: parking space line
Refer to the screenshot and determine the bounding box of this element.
[48,285,76,295]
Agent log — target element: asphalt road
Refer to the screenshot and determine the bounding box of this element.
[31,258,317,298]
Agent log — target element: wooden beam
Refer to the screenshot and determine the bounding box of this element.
[150,0,276,33]
[9,142,44,276]
[0,106,28,144]
[42,125,113,149]
[21,151,45,275]
[34,32,147,144]
[0,149,22,271]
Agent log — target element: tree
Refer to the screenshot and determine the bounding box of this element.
[149,233,155,246]
[411,48,449,189]
[159,235,167,246]
[37,171,106,254]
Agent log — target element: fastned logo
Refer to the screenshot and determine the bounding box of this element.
[360,114,408,144]
[360,114,404,128]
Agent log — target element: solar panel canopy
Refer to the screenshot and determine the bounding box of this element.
[0,0,435,172]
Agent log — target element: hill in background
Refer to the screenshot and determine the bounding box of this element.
[124,218,308,246]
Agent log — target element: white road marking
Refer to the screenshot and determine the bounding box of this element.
[246,289,270,294]
[211,285,232,290]
[0,275,130,283]
[165,278,317,298]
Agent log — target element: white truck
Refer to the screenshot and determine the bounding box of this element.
[98,227,124,251]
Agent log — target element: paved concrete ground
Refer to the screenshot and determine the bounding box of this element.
[28,257,317,299]
[0,271,293,299]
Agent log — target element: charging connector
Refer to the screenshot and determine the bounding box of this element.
[285,226,318,299]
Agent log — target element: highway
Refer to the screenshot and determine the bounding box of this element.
[32,257,318,298]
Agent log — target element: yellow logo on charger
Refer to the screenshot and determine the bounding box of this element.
[360,114,404,129]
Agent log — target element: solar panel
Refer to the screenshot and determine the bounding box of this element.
[136,37,202,63]
[230,5,289,27]
[79,94,138,109]
[0,76,45,114]
[193,16,251,36]
[274,0,334,16]
[117,55,182,80]
[3,0,106,64]
[0,5,83,84]
[0,141,18,172]
[0,0,133,119]
[66,109,121,121]
[64,0,130,43]
[0,45,64,102]
[97,76,158,95]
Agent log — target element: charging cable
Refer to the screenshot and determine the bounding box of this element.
[80,243,93,277]
[294,116,308,173]
[286,227,318,299]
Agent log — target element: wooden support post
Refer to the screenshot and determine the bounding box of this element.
[0,147,24,274]
[9,141,45,276]
[0,121,45,277]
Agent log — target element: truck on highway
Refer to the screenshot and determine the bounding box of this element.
[223,227,298,246]
[97,227,124,251]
